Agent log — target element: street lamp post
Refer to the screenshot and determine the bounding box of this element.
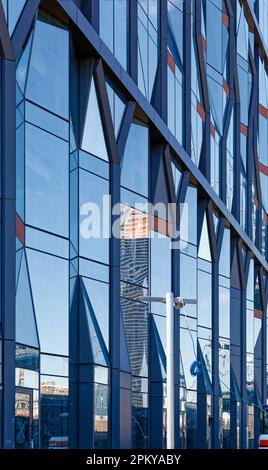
[140,293,195,449]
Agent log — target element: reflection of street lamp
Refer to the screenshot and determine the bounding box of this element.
[140,293,196,449]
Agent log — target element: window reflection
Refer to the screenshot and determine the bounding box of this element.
[40,375,69,449]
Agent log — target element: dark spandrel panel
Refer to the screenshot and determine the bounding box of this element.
[27,249,69,356]
[40,375,69,449]
[121,121,149,197]
[79,169,110,265]
[120,297,148,377]
[15,344,39,371]
[26,18,69,119]
[25,123,69,237]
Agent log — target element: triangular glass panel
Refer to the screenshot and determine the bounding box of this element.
[2,0,7,20]
[83,277,109,352]
[231,243,241,289]
[16,31,33,95]
[81,77,108,161]
[212,212,220,234]
[16,251,39,348]
[120,308,131,373]
[198,214,211,261]
[16,249,23,288]
[106,77,126,138]
[171,161,182,199]
[81,278,109,366]
[8,0,27,34]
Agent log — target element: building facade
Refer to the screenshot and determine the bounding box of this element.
[0,0,268,450]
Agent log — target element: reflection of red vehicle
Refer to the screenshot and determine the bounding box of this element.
[48,436,68,449]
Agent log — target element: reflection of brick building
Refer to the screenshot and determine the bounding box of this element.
[41,382,68,396]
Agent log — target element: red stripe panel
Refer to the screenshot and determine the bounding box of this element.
[167,51,175,74]
[259,103,268,118]
[259,162,268,176]
[240,123,248,136]
[254,309,263,319]
[259,440,268,447]
[16,213,25,245]
[197,100,206,122]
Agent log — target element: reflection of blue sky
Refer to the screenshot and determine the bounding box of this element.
[27,249,69,357]
[25,123,69,237]
[151,235,171,315]
[26,18,69,118]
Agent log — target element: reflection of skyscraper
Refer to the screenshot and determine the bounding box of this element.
[120,205,149,381]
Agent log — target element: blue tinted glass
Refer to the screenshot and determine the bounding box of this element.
[207,1,222,72]
[121,122,149,196]
[26,18,69,118]
[198,270,212,328]
[26,227,69,259]
[181,186,197,245]
[40,375,69,448]
[16,252,39,348]
[41,354,68,376]
[8,0,26,34]
[81,78,108,161]
[99,0,114,52]
[83,277,109,351]
[219,286,230,338]
[27,250,69,356]
[25,124,69,236]
[114,0,128,68]
[79,258,109,283]
[79,151,109,180]
[180,254,197,318]
[16,31,33,94]
[25,102,69,141]
[16,123,24,219]
[79,169,110,264]
[151,235,171,315]
[94,382,109,448]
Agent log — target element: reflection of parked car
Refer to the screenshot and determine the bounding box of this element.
[48,436,68,449]
[259,434,268,449]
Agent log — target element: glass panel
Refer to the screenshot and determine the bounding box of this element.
[94,383,109,448]
[198,215,211,261]
[26,17,69,118]
[15,345,39,371]
[27,250,69,356]
[81,78,108,161]
[83,277,109,351]
[198,270,212,328]
[8,0,26,34]
[120,297,148,377]
[16,251,39,348]
[40,375,69,449]
[41,355,68,376]
[25,123,69,236]
[121,121,149,196]
[79,169,110,264]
